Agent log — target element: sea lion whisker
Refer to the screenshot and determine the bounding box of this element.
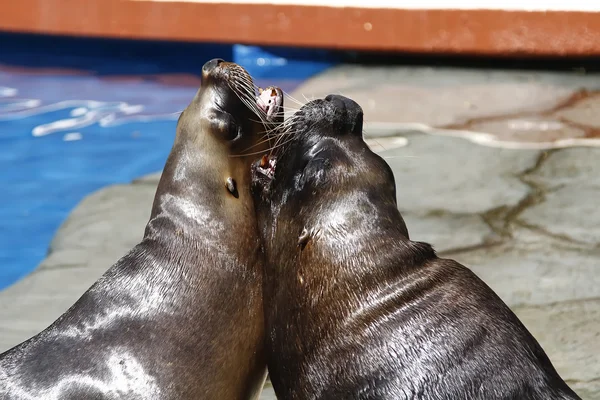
[301,93,316,104]
[260,125,293,142]
[282,93,306,107]
[233,89,270,126]
[253,119,285,127]
[233,73,255,86]
[365,137,392,153]
[271,114,303,131]
[237,134,279,154]
[228,77,256,96]
[243,99,269,123]
[262,118,297,135]
[228,83,260,109]
[242,90,279,123]
[267,125,293,156]
[267,119,318,154]
[227,80,258,105]
[230,147,279,157]
[266,133,301,157]
[237,129,294,156]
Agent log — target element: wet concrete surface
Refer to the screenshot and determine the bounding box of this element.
[1,64,600,399]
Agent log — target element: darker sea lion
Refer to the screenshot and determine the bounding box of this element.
[251,94,580,400]
[0,59,283,400]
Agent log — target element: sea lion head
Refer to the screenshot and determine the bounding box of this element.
[251,94,407,248]
[178,58,277,161]
[148,59,282,236]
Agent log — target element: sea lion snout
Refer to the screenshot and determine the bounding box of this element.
[324,94,364,136]
[202,58,225,77]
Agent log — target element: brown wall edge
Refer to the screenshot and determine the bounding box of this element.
[1,1,600,56]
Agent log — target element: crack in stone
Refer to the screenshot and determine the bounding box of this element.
[401,209,506,255]
[437,240,505,258]
[33,263,85,273]
[512,295,600,311]
[480,206,511,238]
[47,242,92,255]
[507,150,552,220]
[441,89,600,134]
[513,220,595,247]
[510,148,600,247]
[131,179,161,186]
[481,150,552,238]
[566,377,600,384]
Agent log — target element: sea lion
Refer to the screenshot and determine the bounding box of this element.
[251,94,580,400]
[0,59,283,400]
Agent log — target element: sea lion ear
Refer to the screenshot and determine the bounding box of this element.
[296,152,333,192]
[205,109,240,142]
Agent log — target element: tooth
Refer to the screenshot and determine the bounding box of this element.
[260,155,269,168]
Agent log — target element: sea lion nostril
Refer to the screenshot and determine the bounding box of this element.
[202,58,225,75]
[324,94,346,110]
[323,94,364,135]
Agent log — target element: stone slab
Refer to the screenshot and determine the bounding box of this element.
[525,147,600,190]
[260,381,277,400]
[380,132,540,214]
[402,212,497,254]
[519,184,600,246]
[468,116,587,144]
[451,242,600,308]
[514,298,600,386]
[132,172,163,185]
[289,65,600,127]
[48,184,154,254]
[569,380,600,400]
[0,183,156,351]
[0,265,105,350]
[555,94,600,129]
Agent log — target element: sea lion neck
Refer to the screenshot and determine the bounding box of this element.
[143,128,242,243]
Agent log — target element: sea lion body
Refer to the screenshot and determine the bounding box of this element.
[251,95,580,400]
[0,59,277,400]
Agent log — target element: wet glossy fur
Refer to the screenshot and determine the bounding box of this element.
[0,59,269,400]
[251,95,580,400]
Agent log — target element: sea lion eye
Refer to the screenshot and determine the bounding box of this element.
[227,122,242,142]
[207,111,241,141]
[218,113,240,141]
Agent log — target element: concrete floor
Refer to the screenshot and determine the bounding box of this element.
[1,65,599,399]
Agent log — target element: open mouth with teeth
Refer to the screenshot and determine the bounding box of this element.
[256,86,283,120]
[251,154,278,198]
[257,155,277,179]
[251,85,283,193]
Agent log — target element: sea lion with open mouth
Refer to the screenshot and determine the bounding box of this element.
[251,94,580,400]
[0,59,283,400]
